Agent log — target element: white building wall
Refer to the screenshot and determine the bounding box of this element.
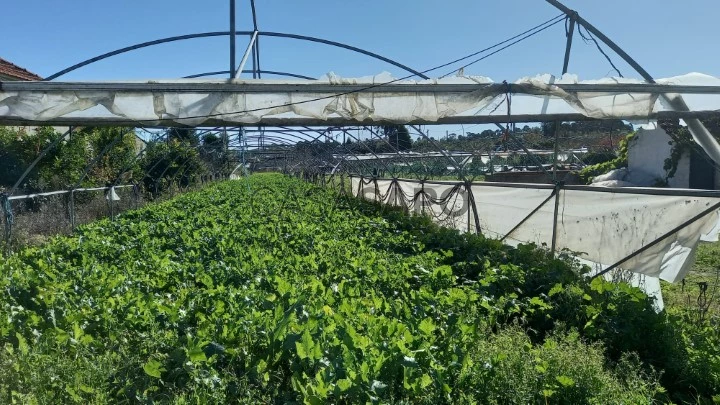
[628,127,690,188]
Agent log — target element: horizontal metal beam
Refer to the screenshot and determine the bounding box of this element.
[388,177,720,198]
[6,81,720,95]
[2,110,719,128]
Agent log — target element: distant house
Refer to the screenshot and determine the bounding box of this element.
[0,57,42,81]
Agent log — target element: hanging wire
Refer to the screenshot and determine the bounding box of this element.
[438,15,565,78]
[577,25,623,78]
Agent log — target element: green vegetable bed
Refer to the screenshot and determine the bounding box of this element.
[0,174,717,403]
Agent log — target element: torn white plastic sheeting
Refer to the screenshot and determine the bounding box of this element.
[0,73,496,126]
[3,72,720,127]
[105,187,121,201]
[351,177,720,285]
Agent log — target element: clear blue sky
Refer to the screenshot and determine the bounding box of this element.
[2,0,718,137]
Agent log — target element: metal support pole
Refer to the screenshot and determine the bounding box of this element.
[1,193,13,252]
[234,31,258,78]
[251,40,257,79]
[69,189,76,230]
[468,185,482,234]
[249,0,259,79]
[553,122,560,181]
[562,15,576,75]
[254,38,262,78]
[550,182,563,254]
[229,0,236,79]
[551,121,562,255]
[107,187,115,221]
[465,182,471,233]
[133,183,139,209]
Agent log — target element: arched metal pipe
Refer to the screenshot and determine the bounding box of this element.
[183,70,316,80]
[45,32,251,81]
[257,32,429,79]
[45,31,427,81]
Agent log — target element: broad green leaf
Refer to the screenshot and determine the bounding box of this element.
[337,378,352,392]
[548,283,564,296]
[55,328,70,345]
[420,373,433,389]
[419,318,436,335]
[73,322,84,341]
[188,345,207,362]
[198,273,214,289]
[555,375,575,387]
[143,359,165,379]
[15,333,28,356]
[65,386,82,402]
[296,329,315,360]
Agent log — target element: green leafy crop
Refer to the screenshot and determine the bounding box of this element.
[0,173,713,403]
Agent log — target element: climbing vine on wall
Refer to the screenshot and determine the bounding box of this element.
[578,132,636,184]
[660,117,720,182]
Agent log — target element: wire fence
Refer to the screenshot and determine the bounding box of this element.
[1,185,136,249]
[0,181,223,252]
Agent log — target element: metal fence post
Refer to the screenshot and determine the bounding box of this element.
[106,187,115,221]
[550,181,564,255]
[133,183,140,209]
[69,189,76,230]
[1,193,14,252]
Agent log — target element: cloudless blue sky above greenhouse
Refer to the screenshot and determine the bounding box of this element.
[2,0,719,136]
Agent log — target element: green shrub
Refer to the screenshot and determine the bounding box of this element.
[578,132,636,184]
[457,326,663,404]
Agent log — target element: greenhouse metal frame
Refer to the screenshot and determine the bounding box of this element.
[2,0,720,307]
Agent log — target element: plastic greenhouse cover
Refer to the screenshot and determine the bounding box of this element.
[3,72,720,127]
[4,72,720,167]
[351,177,720,308]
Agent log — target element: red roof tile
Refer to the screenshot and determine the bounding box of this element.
[0,57,42,81]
